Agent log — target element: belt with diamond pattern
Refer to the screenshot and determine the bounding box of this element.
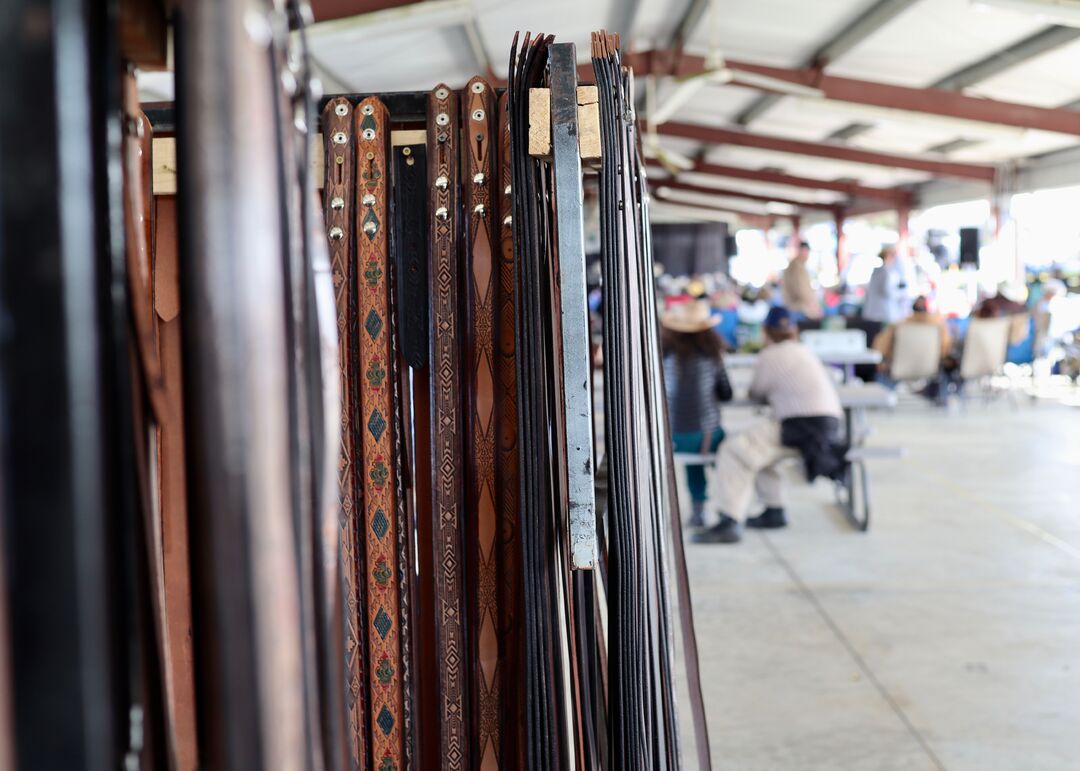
[354,95,407,771]
[427,83,468,771]
[461,75,501,769]
[321,95,369,771]
[495,89,523,769]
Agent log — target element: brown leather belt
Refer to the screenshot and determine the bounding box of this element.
[354,95,407,771]
[461,75,500,769]
[151,192,199,771]
[321,95,369,770]
[495,89,524,769]
[427,83,469,771]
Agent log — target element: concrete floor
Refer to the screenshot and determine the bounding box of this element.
[676,395,1080,770]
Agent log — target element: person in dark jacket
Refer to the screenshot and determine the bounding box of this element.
[661,300,733,527]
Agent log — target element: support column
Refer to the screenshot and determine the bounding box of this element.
[834,207,846,275]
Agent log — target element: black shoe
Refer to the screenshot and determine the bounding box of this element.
[691,514,741,544]
[687,500,705,528]
[745,507,787,529]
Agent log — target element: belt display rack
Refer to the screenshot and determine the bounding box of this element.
[0,0,710,767]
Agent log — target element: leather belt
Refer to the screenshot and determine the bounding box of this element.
[461,75,501,769]
[122,71,173,770]
[151,191,200,771]
[354,94,407,771]
[321,95,369,771]
[390,138,424,771]
[495,89,524,769]
[427,83,468,771]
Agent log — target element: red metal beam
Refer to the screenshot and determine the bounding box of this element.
[655,121,997,182]
[645,159,911,204]
[624,50,1080,137]
[651,178,838,211]
[310,0,421,22]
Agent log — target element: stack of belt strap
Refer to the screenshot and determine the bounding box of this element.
[508,32,573,771]
[322,95,369,771]
[354,95,408,771]
[426,83,469,771]
[591,30,713,771]
[461,75,503,769]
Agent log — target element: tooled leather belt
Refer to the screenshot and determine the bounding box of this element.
[321,95,368,771]
[461,75,502,767]
[354,95,408,771]
[427,83,468,771]
[495,89,523,769]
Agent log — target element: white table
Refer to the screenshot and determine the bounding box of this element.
[724,349,882,381]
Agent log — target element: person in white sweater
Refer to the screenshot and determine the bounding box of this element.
[694,307,844,544]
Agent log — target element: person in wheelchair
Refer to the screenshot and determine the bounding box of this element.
[694,306,845,544]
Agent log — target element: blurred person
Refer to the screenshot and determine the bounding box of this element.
[863,245,915,327]
[977,280,1031,346]
[1033,279,1066,354]
[694,307,844,544]
[661,300,734,528]
[781,241,822,320]
[872,296,951,374]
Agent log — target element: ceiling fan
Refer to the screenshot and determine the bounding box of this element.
[648,0,826,126]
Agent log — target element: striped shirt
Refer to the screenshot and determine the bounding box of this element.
[664,353,732,435]
[749,340,842,421]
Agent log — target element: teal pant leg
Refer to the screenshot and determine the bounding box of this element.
[672,428,725,502]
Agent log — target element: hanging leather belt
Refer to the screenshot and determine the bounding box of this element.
[321,95,369,771]
[460,75,502,769]
[122,71,173,769]
[353,95,407,771]
[426,83,468,771]
[151,191,200,771]
[391,136,427,771]
[495,89,524,769]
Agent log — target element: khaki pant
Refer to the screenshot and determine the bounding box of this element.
[712,419,796,520]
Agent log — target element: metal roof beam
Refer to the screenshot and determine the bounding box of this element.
[736,0,912,126]
[654,121,997,181]
[310,0,423,23]
[836,25,1080,145]
[646,158,911,202]
[932,25,1080,91]
[628,50,1080,135]
[651,178,840,210]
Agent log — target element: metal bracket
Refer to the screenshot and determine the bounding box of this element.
[548,42,597,570]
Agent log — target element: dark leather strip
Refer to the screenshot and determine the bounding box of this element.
[462,75,501,770]
[354,95,406,771]
[495,90,523,769]
[321,95,368,770]
[393,141,429,371]
[427,83,468,771]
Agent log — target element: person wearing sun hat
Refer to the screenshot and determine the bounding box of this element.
[660,299,733,528]
[694,305,843,544]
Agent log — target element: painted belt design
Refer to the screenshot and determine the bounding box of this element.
[321,95,368,770]
[354,95,406,771]
[427,83,468,771]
